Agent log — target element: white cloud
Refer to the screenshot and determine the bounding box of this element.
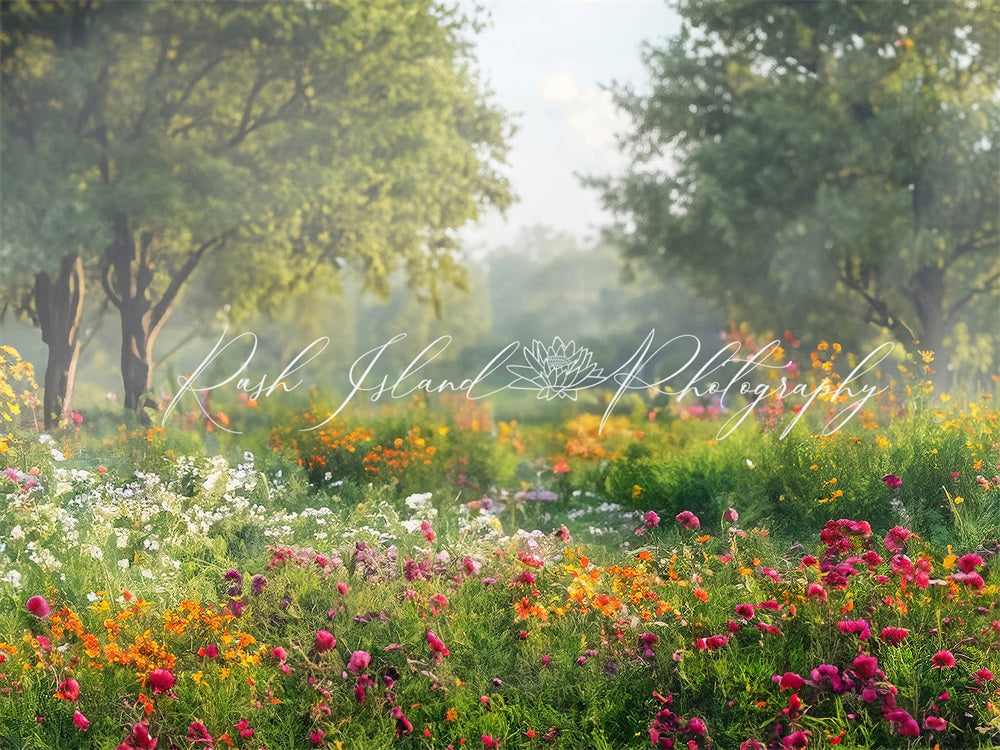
[537,67,579,102]
[537,67,628,155]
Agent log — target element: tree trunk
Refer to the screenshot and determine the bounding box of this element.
[103,219,159,420]
[911,266,952,390]
[119,295,156,414]
[34,254,85,429]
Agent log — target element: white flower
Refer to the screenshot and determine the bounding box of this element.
[50,449,66,462]
[10,525,24,540]
[117,558,129,570]
[3,569,22,588]
[38,434,53,445]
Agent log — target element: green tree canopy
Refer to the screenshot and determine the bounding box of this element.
[595,0,999,384]
[2,0,511,413]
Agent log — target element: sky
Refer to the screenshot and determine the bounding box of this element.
[462,0,681,251]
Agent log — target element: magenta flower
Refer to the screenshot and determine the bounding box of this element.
[57,677,80,701]
[882,473,903,489]
[852,654,879,680]
[72,710,89,731]
[314,630,336,654]
[931,650,956,669]
[883,525,913,553]
[879,628,910,646]
[735,603,755,620]
[147,668,175,694]
[643,510,661,528]
[427,631,450,662]
[956,553,983,573]
[837,617,871,640]
[675,511,700,530]
[26,595,51,619]
[347,650,371,674]
[975,668,994,683]
[923,716,947,731]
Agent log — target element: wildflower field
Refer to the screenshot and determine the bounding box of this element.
[1,342,999,749]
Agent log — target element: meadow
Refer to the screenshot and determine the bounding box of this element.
[1,341,998,749]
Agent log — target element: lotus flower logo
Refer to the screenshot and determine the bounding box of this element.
[507,337,605,400]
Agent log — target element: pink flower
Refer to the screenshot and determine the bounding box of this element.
[482,734,499,748]
[852,654,879,680]
[837,618,871,640]
[315,630,336,654]
[735,603,755,620]
[188,721,213,743]
[805,583,827,601]
[782,730,811,748]
[723,507,739,522]
[147,668,175,694]
[644,511,661,528]
[72,710,89,731]
[336,581,349,595]
[58,677,80,701]
[391,706,413,738]
[347,650,371,674]
[272,646,287,661]
[554,524,572,541]
[975,668,994,683]
[931,650,956,669]
[882,474,902,489]
[897,717,920,737]
[234,718,253,739]
[675,511,700,530]
[883,526,912,553]
[427,631,450,662]
[26,595,51,619]
[923,716,947,731]
[956,553,983,573]
[70,411,83,425]
[686,717,707,736]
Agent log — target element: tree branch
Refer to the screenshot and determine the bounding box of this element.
[841,264,919,346]
[150,230,234,332]
[946,269,1000,325]
[99,252,123,309]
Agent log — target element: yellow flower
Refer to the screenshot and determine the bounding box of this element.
[632,485,644,498]
[917,350,935,363]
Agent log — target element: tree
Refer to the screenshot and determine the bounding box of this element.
[1,0,511,416]
[1,0,112,427]
[595,0,999,382]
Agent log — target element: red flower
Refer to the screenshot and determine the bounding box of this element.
[315,630,336,654]
[26,595,51,619]
[147,668,175,695]
[931,650,955,669]
[777,672,805,691]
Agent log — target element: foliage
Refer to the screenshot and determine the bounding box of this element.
[595,0,1000,379]
[1,0,513,409]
